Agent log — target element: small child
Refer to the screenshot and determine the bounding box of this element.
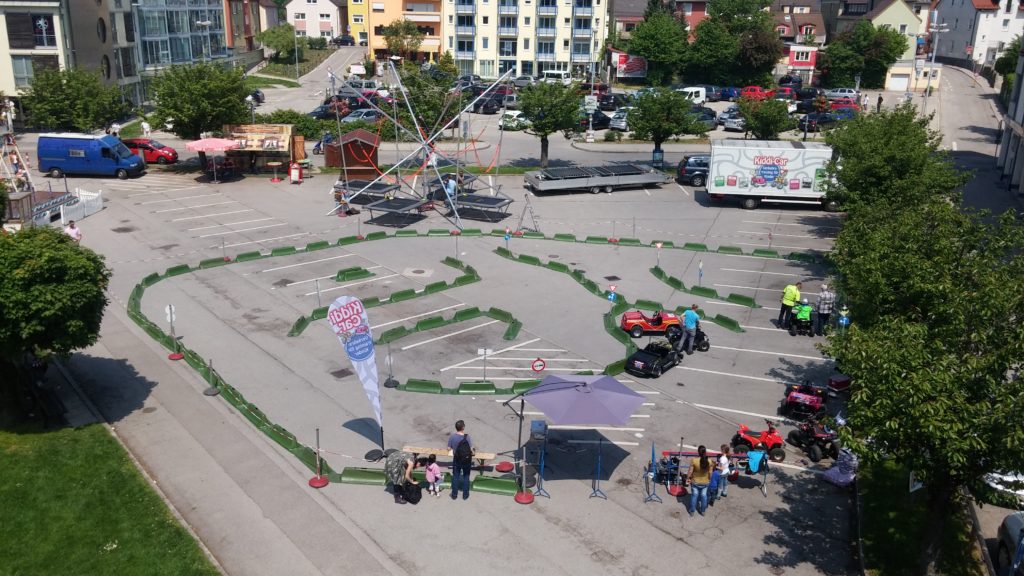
[424,454,443,497]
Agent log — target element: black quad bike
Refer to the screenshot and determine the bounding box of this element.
[786,415,842,463]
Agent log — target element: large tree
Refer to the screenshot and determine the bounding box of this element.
[629,88,705,153]
[823,103,966,209]
[627,11,688,85]
[21,68,130,132]
[737,98,795,139]
[150,63,248,140]
[683,20,740,85]
[255,23,304,63]
[824,202,1024,574]
[517,82,583,167]
[382,19,425,60]
[818,20,908,88]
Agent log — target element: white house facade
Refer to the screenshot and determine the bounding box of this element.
[286,0,342,40]
[932,0,1024,68]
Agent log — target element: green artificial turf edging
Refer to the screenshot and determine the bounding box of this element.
[649,266,761,311]
[0,425,220,575]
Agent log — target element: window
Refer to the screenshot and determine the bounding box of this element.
[1007,0,1012,12]
[296,30,307,36]
[457,39,474,51]
[307,0,316,3]
[792,50,811,62]
[483,37,488,48]
[372,2,385,12]
[483,16,489,24]
[801,25,814,35]
[11,55,33,88]
[899,24,907,34]
[563,38,569,48]
[97,18,107,43]
[572,41,588,54]
[353,14,364,23]
[777,26,789,36]
[499,39,517,55]
[500,16,516,27]
[525,16,531,25]
[352,0,363,2]
[537,40,554,53]
[320,13,331,20]
[783,5,791,13]
[449,36,453,48]
[682,2,692,15]
[321,30,333,37]
[124,15,135,42]
[295,13,305,20]
[1003,18,1010,30]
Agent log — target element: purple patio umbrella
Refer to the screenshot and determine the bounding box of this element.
[525,374,645,426]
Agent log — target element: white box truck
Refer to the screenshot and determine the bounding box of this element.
[707,140,837,210]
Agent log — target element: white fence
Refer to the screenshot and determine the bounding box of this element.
[59,188,103,225]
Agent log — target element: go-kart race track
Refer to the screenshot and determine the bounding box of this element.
[68,168,856,576]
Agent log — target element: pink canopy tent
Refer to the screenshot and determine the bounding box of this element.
[186,138,240,183]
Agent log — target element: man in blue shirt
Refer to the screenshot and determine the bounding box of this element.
[682,304,700,355]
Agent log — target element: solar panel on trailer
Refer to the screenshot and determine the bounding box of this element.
[542,167,594,179]
[601,164,647,176]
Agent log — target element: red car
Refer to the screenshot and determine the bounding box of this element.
[740,86,773,101]
[774,86,796,100]
[620,310,682,339]
[830,98,861,111]
[122,138,178,165]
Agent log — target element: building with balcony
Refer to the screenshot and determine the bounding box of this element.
[62,0,143,106]
[367,0,442,63]
[0,0,71,98]
[347,0,369,45]
[285,0,342,41]
[134,0,228,76]
[441,0,607,78]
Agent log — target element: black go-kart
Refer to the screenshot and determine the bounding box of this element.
[625,339,680,378]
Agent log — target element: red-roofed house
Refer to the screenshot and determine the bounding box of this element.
[931,0,1024,70]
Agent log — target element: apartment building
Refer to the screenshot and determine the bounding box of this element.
[932,0,1024,69]
[0,0,71,97]
[347,0,369,45]
[441,0,609,78]
[366,0,442,62]
[285,0,342,41]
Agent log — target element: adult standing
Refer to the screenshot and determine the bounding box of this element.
[861,93,869,110]
[815,283,836,336]
[681,304,700,355]
[110,122,121,138]
[687,445,712,517]
[141,120,152,138]
[447,420,475,500]
[384,449,422,504]
[876,94,883,113]
[64,220,82,243]
[778,281,802,329]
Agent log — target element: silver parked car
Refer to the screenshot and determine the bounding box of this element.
[609,108,631,131]
[513,75,536,89]
[824,87,859,100]
[997,511,1024,575]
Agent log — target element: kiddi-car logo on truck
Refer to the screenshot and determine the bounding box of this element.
[753,155,789,167]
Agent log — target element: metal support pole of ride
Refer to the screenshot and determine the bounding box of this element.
[309,427,330,488]
[644,442,663,503]
[203,358,220,396]
[168,312,184,361]
[514,398,534,504]
[589,437,607,499]
[221,237,229,262]
[383,341,399,388]
[534,435,550,498]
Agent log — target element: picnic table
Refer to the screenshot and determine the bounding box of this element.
[402,444,498,476]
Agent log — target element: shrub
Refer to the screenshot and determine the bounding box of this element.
[307,37,328,50]
[603,130,622,142]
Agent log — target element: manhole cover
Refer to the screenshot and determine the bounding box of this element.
[272,279,292,288]
[155,244,179,251]
[604,275,620,282]
[110,226,137,233]
[403,268,433,277]
[331,368,354,379]
[412,269,425,274]
[548,255,559,259]
[142,407,157,414]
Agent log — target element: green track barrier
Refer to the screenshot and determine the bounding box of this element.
[471,476,518,496]
[453,307,481,321]
[574,370,594,376]
[546,261,569,273]
[141,273,161,287]
[311,306,329,320]
[415,315,446,332]
[752,248,780,258]
[617,238,642,246]
[336,266,360,279]
[462,265,478,278]
[457,381,497,395]
[487,307,513,323]
[199,257,229,269]
[518,254,542,265]
[553,233,576,242]
[585,236,609,244]
[405,379,443,394]
[512,379,541,394]
[271,246,297,257]
[461,228,482,236]
[363,296,382,308]
[389,288,417,303]
[427,229,450,236]
[522,231,545,239]
[787,252,817,263]
[288,316,311,337]
[667,276,685,290]
[337,267,374,281]
[338,235,362,245]
[603,358,628,375]
[494,246,512,257]
[305,240,330,252]
[675,306,707,319]
[490,228,506,237]
[653,240,676,248]
[395,229,419,237]
[581,279,599,294]
[453,274,478,286]
[717,246,743,255]
[683,243,709,252]
[423,280,447,294]
[165,264,192,277]
[688,286,719,299]
[651,266,666,279]
[182,348,206,375]
[633,299,664,311]
[266,425,298,450]
[364,231,387,241]
[725,293,759,308]
[235,250,263,262]
[503,319,522,340]
[571,269,585,282]
[340,467,387,485]
[713,314,745,333]
[378,326,410,343]
[611,301,631,316]
[443,256,465,269]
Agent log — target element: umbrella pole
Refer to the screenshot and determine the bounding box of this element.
[589,436,607,499]
[514,397,534,504]
[534,435,550,498]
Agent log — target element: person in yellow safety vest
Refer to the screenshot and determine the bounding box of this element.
[778,281,802,329]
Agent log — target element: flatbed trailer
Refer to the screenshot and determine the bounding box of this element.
[524,164,670,194]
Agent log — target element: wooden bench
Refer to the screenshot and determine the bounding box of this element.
[402,445,498,475]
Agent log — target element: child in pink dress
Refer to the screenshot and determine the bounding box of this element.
[425,454,443,497]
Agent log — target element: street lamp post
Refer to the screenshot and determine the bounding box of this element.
[293,29,300,80]
[922,12,949,117]
[196,20,212,62]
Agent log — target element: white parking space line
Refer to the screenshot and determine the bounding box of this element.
[568,439,640,447]
[450,366,589,372]
[642,402,656,406]
[511,348,567,353]
[676,184,690,197]
[187,218,274,231]
[400,320,500,350]
[630,414,651,418]
[677,365,799,385]
[223,233,308,248]
[743,220,840,229]
[734,242,822,250]
[721,268,802,277]
[198,223,288,237]
[714,345,825,361]
[740,324,783,332]
[548,425,645,432]
[306,273,399,296]
[372,304,465,329]
[261,253,354,273]
[171,209,253,222]
[739,231,834,239]
[140,193,222,205]
[635,390,660,395]
[485,357,591,362]
[128,186,203,197]
[440,338,542,371]
[714,283,783,292]
[690,403,784,421]
[154,201,237,213]
[701,300,748,308]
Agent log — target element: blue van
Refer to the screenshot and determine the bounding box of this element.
[37,133,145,179]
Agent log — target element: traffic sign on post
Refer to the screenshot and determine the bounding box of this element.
[531,358,546,372]
[584,95,598,112]
[165,304,176,323]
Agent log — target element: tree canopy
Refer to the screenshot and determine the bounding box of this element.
[382,19,425,59]
[995,35,1022,76]
[818,20,908,88]
[738,98,795,139]
[630,88,704,152]
[683,20,740,85]
[518,82,583,167]
[150,63,248,140]
[627,11,688,85]
[0,227,110,362]
[255,23,304,63]
[21,68,130,132]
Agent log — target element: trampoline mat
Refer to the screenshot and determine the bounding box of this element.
[457,195,512,209]
[334,179,400,194]
[428,173,478,187]
[365,197,428,213]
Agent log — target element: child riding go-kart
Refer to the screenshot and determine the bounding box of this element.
[620,310,682,339]
[789,298,814,337]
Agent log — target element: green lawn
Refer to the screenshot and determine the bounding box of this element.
[245,75,300,90]
[260,48,334,81]
[0,424,219,576]
[118,120,142,139]
[860,460,985,576]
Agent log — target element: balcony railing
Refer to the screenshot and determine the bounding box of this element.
[536,27,556,37]
[573,5,593,15]
[455,50,475,59]
[498,4,519,14]
[456,25,476,35]
[537,5,557,14]
[572,27,592,38]
[498,26,518,36]
[536,52,555,61]
[455,2,475,14]
[571,51,592,62]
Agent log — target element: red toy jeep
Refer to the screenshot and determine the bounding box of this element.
[620,310,682,339]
